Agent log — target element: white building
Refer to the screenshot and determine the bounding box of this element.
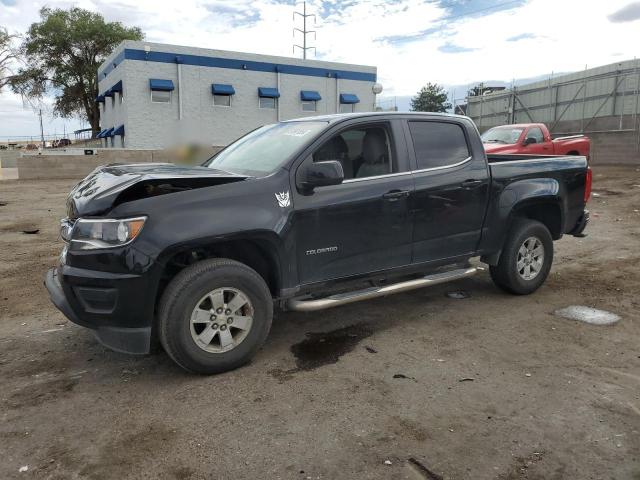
[96,41,379,149]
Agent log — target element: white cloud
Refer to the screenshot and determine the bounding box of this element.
[1,0,639,137]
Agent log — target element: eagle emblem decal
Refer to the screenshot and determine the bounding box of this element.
[275,191,291,208]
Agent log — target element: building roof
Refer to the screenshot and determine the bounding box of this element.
[98,40,377,83]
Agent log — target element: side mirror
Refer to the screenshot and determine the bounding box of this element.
[299,160,344,191]
[523,137,537,145]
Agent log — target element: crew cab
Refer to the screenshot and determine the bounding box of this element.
[45,113,591,374]
[482,123,590,157]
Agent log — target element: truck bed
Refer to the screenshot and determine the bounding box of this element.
[487,153,581,163]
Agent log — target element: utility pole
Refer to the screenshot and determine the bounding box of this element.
[293,2,316,59]
[38,109,45,149]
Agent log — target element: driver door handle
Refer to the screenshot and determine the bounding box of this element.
[460,179,483,189]
[382,189,410,201]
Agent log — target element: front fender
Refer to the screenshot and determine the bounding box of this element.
[107,169,297,289]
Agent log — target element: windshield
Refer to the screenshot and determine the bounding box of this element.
[481,127,524,144]
[204,121,327,176]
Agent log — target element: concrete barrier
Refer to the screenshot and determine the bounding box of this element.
[0,150,21,168]
[16,146,224,180]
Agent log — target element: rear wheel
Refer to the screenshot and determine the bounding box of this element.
[490,219,553,295]
[158,258,273,374]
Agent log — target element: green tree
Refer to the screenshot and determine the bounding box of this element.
[10,8,143,134]
[0,27,19,92]
[410,83,451,112]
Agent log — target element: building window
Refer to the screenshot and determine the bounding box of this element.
[151,90,171,103]
[214,94,231,107]
[302,101,317,112]
[339,93,359,114]
[300,91,321,112]
[259,96,276,109]
[258,87,279,110]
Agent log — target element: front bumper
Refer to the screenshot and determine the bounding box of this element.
[570,209,589,237]
[45,266,153,354]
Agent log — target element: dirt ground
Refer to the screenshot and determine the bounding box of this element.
[0,166,639,480]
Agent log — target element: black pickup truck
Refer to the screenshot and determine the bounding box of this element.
[45,112,591,374]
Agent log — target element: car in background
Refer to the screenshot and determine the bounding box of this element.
[53,138,72,148]
[482,123,590,157]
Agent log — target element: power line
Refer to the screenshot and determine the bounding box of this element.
[435,0,523,23]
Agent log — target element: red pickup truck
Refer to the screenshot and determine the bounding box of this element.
[481,123,590,157]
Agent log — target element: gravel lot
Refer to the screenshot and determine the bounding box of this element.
[0,166,639,479]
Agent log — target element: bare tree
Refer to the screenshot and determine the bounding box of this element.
[0,26,19,92]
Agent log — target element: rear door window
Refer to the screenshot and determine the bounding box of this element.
[408,121,470,170]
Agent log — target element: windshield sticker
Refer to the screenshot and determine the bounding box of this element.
[284,128,312,137]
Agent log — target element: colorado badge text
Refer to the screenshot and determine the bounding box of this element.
[306,246,338,255]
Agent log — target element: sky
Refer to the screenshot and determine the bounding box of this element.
[1,0,639,138]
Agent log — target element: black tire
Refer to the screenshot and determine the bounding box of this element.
[490,219,553,295]
[158,258,273,374]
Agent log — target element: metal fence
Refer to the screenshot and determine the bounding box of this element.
[465,59,640,140]
[0,130,97,149]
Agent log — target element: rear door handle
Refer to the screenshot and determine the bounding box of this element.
[460,179,483,188]
[382,189,410,201]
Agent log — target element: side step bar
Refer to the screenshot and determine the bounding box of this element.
[286,267,479,312]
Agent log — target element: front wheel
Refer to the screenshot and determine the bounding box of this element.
[158,258,273,374]
[490,219,553,295]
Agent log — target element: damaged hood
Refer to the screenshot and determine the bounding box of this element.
[67,163,248,217]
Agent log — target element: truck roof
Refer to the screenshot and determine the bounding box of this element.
[285,111,470,124]
[489,123,546,129]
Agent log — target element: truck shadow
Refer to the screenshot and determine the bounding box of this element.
[4,275,499,394]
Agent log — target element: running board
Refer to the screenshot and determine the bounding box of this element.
[286,267,480,312]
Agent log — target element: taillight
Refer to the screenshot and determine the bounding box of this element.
[584,167,592,203]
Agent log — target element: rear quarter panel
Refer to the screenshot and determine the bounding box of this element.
[553,137,591,156]
[479,156,588,255]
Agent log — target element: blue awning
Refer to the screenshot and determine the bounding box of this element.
[340,93,360,104]
[96,129,106,138]
[211,84,235,95]
[103,88,114,98]
[95,95,105,103]
[103,127,115,138]
[300,90,321,101]
[149,79,175,91]
[111,80,123,93]
[113,124,125,136]
[258,87,280,98]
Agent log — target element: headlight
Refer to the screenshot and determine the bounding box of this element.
[69,217,146,250]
